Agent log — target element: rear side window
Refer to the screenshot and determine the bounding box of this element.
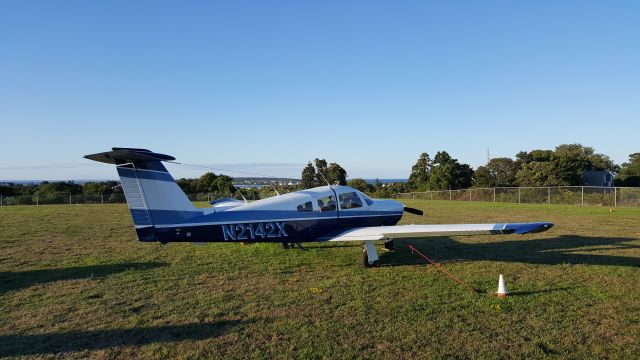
[339,192,363,209]
[317,196,336,212]
[297,201,313,212]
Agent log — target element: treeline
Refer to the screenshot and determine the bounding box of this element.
[335,144,640,196]
[2,144,638,202]
[475,145,639,188]
[0,173,292,202]
[175,173,299,200]
[0,181,121,197]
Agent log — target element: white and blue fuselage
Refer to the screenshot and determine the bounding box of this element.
[85,148,553,267]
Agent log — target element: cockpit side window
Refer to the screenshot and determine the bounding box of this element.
[339,192,363,209]
[317,196,336,212]
[297,201,313,212]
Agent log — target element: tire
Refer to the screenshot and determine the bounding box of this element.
[362,249,371,268]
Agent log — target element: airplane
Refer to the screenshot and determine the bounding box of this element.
[85,147,554,267]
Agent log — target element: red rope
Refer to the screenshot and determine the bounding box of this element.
[407,243,478,293]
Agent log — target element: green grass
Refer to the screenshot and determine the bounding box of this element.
[1,200,639,359]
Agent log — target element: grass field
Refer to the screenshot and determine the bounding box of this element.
[1,200,639,359]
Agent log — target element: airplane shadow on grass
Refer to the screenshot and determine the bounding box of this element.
[0,320,246,357]
[377,235,640,268]
[0,262,166,295]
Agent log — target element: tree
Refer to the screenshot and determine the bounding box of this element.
[473,166,496,188]
[36,181,82,195]
[82,181,118,195]
[374,178,383,192]
[428,162,455,190]
[214,175,236,195]
[588,153,618,172]
[426,151,473,190]
[347,178,374,193]
[474,157,518,187]
[314,158,329,186]
[300,162,316,189]
[301,158,347,188]
[617,153,640,186]
[551,144,595,185]
[0,184,18,196]
[516,161,561,186]
[514,144,617,186]
[176,172,236,196]
[327,163,347,185]
[408,153,431,191]
[177,178,198,194]
[619,153,640,176]
[197,172,219,193]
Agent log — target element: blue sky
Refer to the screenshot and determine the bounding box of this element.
[1,1,638,180]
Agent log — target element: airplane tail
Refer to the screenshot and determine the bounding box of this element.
[84,148,203,240]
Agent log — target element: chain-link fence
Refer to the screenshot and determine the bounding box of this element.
[2,187,639,207]
[395,186,640,207]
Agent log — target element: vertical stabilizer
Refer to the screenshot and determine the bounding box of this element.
[84,148,203,239]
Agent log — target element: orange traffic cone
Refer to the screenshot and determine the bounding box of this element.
[496,274,509,298]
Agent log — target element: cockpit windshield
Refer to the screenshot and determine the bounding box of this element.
[356,190,374,206]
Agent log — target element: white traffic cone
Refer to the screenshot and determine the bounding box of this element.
[496,274,509,298]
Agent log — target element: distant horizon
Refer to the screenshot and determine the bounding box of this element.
[0,178,410,186]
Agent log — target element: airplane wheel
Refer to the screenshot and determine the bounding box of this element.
[282,242,293,250]
[384,240,394,251]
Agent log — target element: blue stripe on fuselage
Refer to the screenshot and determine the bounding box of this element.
[150,209,403,226]
[138,213,403,243]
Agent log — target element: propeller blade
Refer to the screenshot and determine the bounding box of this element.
[404,207,423,216]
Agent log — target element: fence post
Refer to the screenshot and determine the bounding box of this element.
[614,187,617,207]
[548,187,551,204]
[518,188,521,204]
[581,186,584,206]
[101,194,104,204]
[469,189,471,201]
[69,194,72,205]
[0,194,2,206]
[449,190,452,201]
[36,195,39,206]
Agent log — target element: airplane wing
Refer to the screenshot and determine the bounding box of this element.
[323,222,553,242]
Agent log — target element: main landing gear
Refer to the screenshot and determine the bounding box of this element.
[362,240,395,268]
[282,242,307,251]
[362,240,380,268]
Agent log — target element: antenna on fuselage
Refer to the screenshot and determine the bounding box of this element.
[318,171,331,187]
[237,190,248,204]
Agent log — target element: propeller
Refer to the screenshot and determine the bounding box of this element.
[403,206,423,216]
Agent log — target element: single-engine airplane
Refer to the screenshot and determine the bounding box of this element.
[85,148,553,267]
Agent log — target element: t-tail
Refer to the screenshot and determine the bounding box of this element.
[84,148,203,241]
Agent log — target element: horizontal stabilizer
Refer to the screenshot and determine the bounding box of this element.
[84,147,175,165]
